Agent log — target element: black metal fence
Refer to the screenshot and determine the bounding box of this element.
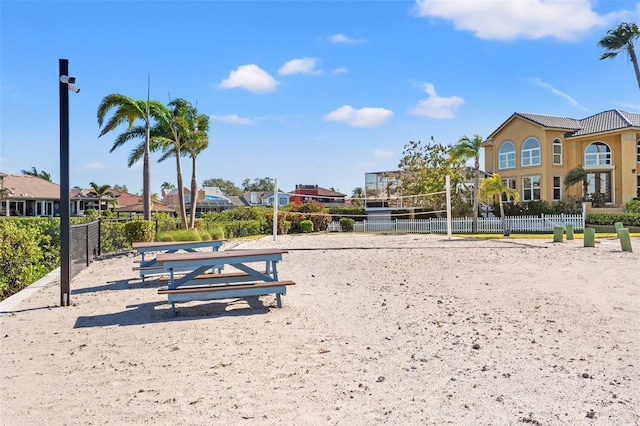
[70,220,100,278]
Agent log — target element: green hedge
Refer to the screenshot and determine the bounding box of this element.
[0,219,60,299]
[586,212,640,226]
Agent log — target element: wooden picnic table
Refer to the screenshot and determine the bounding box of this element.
[155,248,294,316]
[132,240,224,281]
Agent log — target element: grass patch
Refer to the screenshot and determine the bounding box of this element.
[156,229,215,242]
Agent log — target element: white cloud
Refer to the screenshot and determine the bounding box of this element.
[209,114,254,125]
[413,0,608,41]
[532,78,587,110]
[218,64,279,93]
[333,67,348,74]
[279,58,322,76]
[409,83,464,119]
[374,149,393,158]
[328,33,365,44]
[324,105,393,127]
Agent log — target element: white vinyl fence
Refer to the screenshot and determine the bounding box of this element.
[329,213,585,234]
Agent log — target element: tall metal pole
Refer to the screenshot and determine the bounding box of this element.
[272,178,278,241]
[59,59,71,306]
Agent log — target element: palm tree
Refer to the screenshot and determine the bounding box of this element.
[479,173,519,236]
[126,98,198,229]
[21,167,52,181]
[451,134,483,233]
[564,165,589,200]
[182,105,210,229]
[97,93,167,221]
[88,182,114,212]
[351,187,364,207]
[598,21,640,92]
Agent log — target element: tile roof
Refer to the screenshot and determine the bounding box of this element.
[0,174,60,199]
[492,109,640,140]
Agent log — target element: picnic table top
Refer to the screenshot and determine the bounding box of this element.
[156,248,288,263]
[132,240,224,249]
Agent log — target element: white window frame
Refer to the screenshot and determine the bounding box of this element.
[553,138,562,165]
[584,142,611,166]
[521,137,541,167]
[501,178,516,202]
[552,175,562,201]
[522,175,541,201]
[637,141,640,163]
[499,141,516,170]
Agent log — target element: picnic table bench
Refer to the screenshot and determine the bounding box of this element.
[154,248,294,316]
[132,240,224,282]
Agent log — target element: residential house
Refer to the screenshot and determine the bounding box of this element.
[0,173,60,216]
[483,110,640,210]
[243,190,290,207]
[289,184,346,207]
[162,186,236,216]
[0,173,161,217]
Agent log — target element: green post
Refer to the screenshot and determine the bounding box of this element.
[553,226,564,243]
[614,222,624,236]
[584,227,595,248]
[618,228,633,252]
[566,224,574,240]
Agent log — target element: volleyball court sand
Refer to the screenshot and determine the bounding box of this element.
[1,233,638,425]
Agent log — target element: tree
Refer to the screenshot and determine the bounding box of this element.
[351,187,365,207]
[564,165,589,200]
[88,182,114,212]
[160,181,175,194]
[397,138,465,215]
[479,173,519,236]
[125,98,201,230]
[451,134,484,233]
[112,184,128,193]
[182,103,210,229]
[242,177,275,192]
[21,167,51,182]
[598,21,640,92]
[202,178,243,197]
[97,93,167,221]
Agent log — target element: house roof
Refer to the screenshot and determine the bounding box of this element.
[0,173,60,200]
[487,109,640,141]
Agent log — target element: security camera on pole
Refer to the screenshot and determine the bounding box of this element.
[59,59,79,307]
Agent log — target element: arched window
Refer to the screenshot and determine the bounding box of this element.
[521,137,540,167]
[584,142,611,166]
[499,141,516,169]
[553,138,562,165]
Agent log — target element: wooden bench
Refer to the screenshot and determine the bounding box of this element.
[158,280,295,316]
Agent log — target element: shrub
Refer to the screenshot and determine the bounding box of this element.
[0,220,48,298]
[100,220,129,253]
[339,217,355,232]
[123,220,154,244]
[155,228,214,242]
[625,199,640,214]
[218,220,265,238]
[586,212,640,226]
[300,220,314,233]
[590,192,607,208]
[328,207,366,221]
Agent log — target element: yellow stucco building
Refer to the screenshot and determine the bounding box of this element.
[483,110,640,209]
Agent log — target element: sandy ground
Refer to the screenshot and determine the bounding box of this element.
[0,233,639,425]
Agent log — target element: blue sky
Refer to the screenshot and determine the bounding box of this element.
[2,0,640,197]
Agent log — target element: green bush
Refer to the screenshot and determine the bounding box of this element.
[0,220,49,298]
[155,229,215,242]
[339,217,355,232]
[100,220,129,253]
[300,220,314,233]
[625,199,640,214]
[123,220,155,244]
[586,212,640,226]
[218,220,265,238]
